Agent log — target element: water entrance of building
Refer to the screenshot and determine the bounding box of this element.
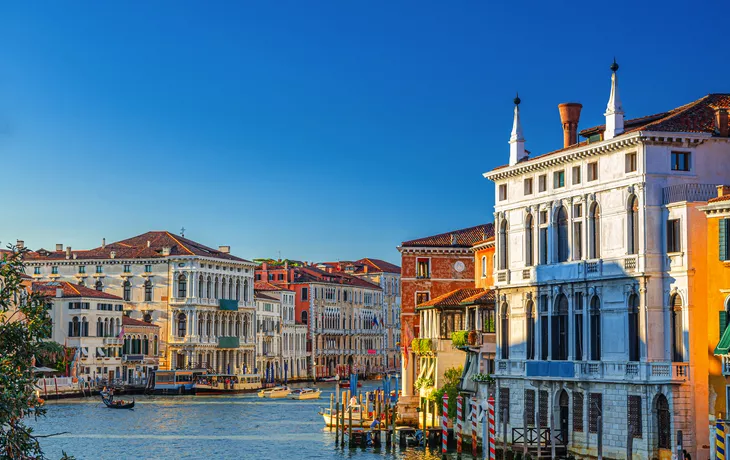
[559,390,569,446]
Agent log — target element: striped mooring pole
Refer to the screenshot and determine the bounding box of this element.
[717,420,726,460]
[471,397,478,458]
[457,395,463,458]
[488,396,496,460]
[442,393,449,459]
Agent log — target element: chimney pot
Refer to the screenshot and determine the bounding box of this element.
[715,108,729,137]
[56,244,63,252]
[55,288,63,298]
[16,240,24,249]
[65,246,71,259]
[558,103,583,148]
[218,245,231,254]
[161,246,171,256]
[147,240,151,248]
[102,238,106,249]
[717,185,730,198]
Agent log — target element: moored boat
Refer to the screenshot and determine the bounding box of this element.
[193,374,261,394]
[319,403,369,427]
[287,388,321,400]
[257,386,289,398]
[338,381,362,388]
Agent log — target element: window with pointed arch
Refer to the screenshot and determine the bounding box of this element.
[236,279,241,301]
[525,300,535,360]
[214,277,219,299]
[525,213,534,267]
[301,310,308,325]
[243,279,249,302]
[589,203,601,259]
[628,293,640,361]
[628,195,639,254]
[177,312,187,338]
[498,219,509,270]
[670,294,684,362]
[552,294,569,360]
[221,278,227,299]
[206,276,212,299]
[556,206,569,262]
[500,303,509,359]
[177,274,187,298]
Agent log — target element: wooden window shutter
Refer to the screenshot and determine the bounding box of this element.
[721,311,728,337]
[721,218,729,261]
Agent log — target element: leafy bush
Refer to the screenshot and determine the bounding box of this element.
[426,365,463,419]
[451,330,468,347]
[411,338,433,356]
[414,377,434,389]
[471,373,495,384]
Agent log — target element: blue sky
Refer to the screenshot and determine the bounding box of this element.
[0,1,725,264]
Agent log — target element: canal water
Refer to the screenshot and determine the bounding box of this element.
[29,382,453,460]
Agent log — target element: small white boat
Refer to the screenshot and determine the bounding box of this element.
[288,388,321,400]
[319,404,369,427]
[321,374,340,382]
[257,386,289,398]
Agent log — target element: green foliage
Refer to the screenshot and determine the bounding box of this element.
[471,373,495,384]
[451,330,468,347]
[426,365,463,419]
[414,377,434,390]
[0,247,59,459]
[410,338,433,356]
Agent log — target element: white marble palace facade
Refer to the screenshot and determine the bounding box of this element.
[24,231,257,375]
[483,63,730,459]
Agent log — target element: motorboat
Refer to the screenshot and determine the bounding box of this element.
[319,403,369,427]
[193,374,261,395]
[338,380,362,388]
[287,388,321,400]
[257,386,290,398]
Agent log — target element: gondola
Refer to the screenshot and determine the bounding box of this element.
[101,395,135,410]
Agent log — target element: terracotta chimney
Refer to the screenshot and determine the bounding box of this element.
[218,245,230,254]
[65,246,71,259]
[16,240,24,249]
[715,108,729,137]
[102,238,106,249]
[558,103,583,148]
[717,185,730,198]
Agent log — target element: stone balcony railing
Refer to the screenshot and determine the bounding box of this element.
[103,338,123,345]
[495,359,689,383]
[494,256,644,287]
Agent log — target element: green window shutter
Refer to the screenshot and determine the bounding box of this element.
[721,219,729,262]
[721,311,728,337]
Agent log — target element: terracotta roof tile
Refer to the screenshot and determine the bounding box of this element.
[355,258,401,274]
[402,224,494,248]
[32,281,124,300]
[708,194,730,203]
[417,288,486,309]
[254,291,279,301]
[122,316,158,328]
[254,281,293,292]
[289,266,381,289]
[460,289,496,305]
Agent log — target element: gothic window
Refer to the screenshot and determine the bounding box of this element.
[123,280,131,301]
[243,279,249,302]
[221,278,227,299]
[671,294,684,362]
[177,274,187,298]
[500,303,509,359]
[590,296,601,361]
[214,277,219,299]
[236,279,241,301]
[628,195,639,255]
[574,292,583,361]
[499,219,509,270]
[525,300,535,360]
[556,206,569,262]
[198,275,204,297]
[628,293,640,362]
[589,203,601,259]
[207,276,212,298]
[525,214,534,267]
[552,294,569,360]
[301,310,308,325]
[177,312,187,338]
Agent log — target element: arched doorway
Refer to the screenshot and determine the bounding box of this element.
[656,394,671,450]
[558,390,569,446]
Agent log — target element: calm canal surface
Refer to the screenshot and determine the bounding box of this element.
[30,382,452,460]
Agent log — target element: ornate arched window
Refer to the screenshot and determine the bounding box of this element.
[198,275,204,299]
[590,296,601,360]
[228,279,233,300]
[553,294,569,360]
[525,213,534,267]
[498,219,509,270]
[206,276,212,299]
[123,280,131,301]
[177,274,187,298]
[301,310,308,325]
[589,203,601,259]
[556,206,569,262]
[526,300,535,360]
[70,316,79,337]
[670,294,684,362]
[214,277,219,299]
[243,279,249,302]
[221,278,227,299]
[628,195,639,254]
[628,293,640,361]
[500,303,509,359]
[177,312,187,338]
[144,280,153,302]
[236,279,241,301]
[97,317,103,337]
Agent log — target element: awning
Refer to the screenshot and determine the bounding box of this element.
[81,347,89,357]
[458,352,478,393]
[715,326,730,355]
[97,348,106,357]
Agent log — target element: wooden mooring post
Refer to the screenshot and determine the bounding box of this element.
[329,394,334,432]
[335,401,340,444]
[348,406,353,447]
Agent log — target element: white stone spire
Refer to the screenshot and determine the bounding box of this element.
[604,58,624,140]
[509,93,526,166]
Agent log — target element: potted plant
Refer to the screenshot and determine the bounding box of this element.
[467,329,478,345]
[451,331,468,348]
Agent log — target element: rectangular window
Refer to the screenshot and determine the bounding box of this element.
[124,264,131,273]
[416,292,430,306]
[667,219,681,253]
[539,228,548,265]
[671,151,690,171]
[538,175,547,192]
[499,388,510,423]
[554,170,565,188]
[416,258,430,278]
[575,313,583,361]
[301,288,308,301]
[51,266,58,274]
[96,265,103,274]
[78,265,85,274]
[572,166,581,185]
[539,390,548,427]
[573,204,582,218]
[628,395,642,438]
[499,184,507,201]
[626,152,637,173]
[589,393,602,433]
[525,390,536,426]
[480,309,495,333]
[573,221,583,260]
[587,162,598,181]
[573,392,584,432]
[145,264,152,273]
[540,315,549,360]
[721,218,730,261]
[524,178,533,195]
[34,267,41,275]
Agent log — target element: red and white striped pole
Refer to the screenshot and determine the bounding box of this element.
[471,397,478,458]
[442,393,449,458]
[457,395,463,458]
[488,396,496,460]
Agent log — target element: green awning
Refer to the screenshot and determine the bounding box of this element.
[715,325,730,355]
